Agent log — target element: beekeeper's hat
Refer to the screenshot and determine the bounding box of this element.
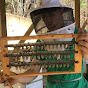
[31,0,72,12]
[30,0,75,34]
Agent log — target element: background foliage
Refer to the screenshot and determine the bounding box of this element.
[5,0,88,28]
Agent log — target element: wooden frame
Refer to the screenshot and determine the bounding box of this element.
[0,34,82,82]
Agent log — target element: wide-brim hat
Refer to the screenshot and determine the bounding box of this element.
[30,0,72,13]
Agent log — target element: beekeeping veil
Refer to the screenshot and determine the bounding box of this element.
[30,0,75,35]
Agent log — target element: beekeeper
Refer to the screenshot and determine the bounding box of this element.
[0,0,88,88]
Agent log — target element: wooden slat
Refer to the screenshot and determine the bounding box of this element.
[75,43,82,73]
[82,18,88,29]
[0,40,10,75]
[19,24,34,43]
[0,33,79,40]
[75,0,80,28]
[0,40,13,88]
[0,0,7,62]
[9,71,81,78]
[0,0,7,37]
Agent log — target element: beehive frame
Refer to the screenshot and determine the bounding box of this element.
[0,33,82,80]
